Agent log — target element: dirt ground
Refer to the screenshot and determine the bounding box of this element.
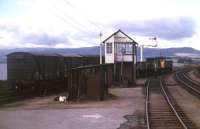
[136,78,146,86]
[188,70,200,83]
[0,85,145,129]
[164,73,177,86]
[165,73,200,128]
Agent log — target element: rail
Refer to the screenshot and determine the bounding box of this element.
[146,77,191,129]
[160,79,188,129]
[182,72,200,86]
[145,79,150,129]
[175,71,200,96]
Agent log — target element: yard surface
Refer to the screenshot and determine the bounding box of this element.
[0,86,145,129]
[2,71,200,129]
[165,72,200,128]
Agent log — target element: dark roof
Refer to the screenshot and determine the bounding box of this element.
[7,52,82,57]
[29,52,62,57]
[58,53,82,57]
[146,57,171,60]
[102,29,138,44]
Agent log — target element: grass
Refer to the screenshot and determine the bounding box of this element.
[0,81,8,91]
[0,81,14,96]
[0,81,20,105]
[194,68,200,78]
[197,67,200,72]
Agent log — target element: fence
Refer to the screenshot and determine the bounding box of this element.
[66,63,136,101]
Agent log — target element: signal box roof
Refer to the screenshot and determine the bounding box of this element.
[102,29,138,45]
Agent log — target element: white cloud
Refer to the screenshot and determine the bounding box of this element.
[0,0,200,49]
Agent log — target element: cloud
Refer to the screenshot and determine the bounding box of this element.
[0,22,71,48]
[0,21,99,48]
[0,16,198,49]
[0,25,18,33]
[112,17,196,40]
[22,33,69,45]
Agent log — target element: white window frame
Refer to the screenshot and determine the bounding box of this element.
[106,42,112,54]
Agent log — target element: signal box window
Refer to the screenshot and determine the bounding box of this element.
[106,43,112,54]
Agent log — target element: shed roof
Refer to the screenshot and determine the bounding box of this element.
[102,29,138,44]
[146,57,171,60]
[7,52,83,57]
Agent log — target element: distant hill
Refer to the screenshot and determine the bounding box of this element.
[1,47,200,63]
[141,47,200,58]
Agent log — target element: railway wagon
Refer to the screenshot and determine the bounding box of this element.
[136,57,173,78]
[7,52,100,94]
[82,55,100,65]
[7,52,66,93]
[136,62,147,78]
[146,57,173,74]
[136,61,155,78]
[165,60,173,72]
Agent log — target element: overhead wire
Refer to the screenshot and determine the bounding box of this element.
[50,10,85,32]
[62,0,105,31]
[48,0,104,46]
[50,5,88,32]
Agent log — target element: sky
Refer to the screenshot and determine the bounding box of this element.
[0,0,200,49]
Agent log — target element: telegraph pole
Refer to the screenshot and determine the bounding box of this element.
[140,45,143,62]
[99,32,103,64]
[120,48,125,86]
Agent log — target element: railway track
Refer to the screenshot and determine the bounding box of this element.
[175,71,200,97]
[145,78,197,129]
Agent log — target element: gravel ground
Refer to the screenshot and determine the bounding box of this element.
[168,86,200,128]
[136,78,146,86]
[165,73,200,128]
[188,70,200,83]
[164,73,177,86]
[0,87,145,129]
